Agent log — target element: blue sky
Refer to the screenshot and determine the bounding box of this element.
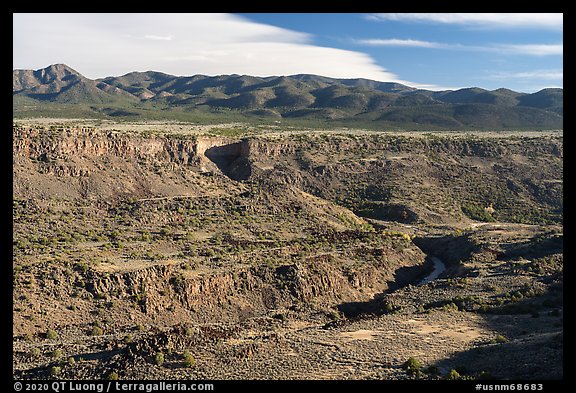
[240,13,563,92]
[13,13,562,93]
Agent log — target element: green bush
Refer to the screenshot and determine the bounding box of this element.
[183,351,195,367]
[461,203,495,222]
[50,366,61,376]
[185,326,195,336]
[155,352,165,366]
[91,326,104,336]
[76,262,90,274]
[441,302,459,312]
[107,371,119,380]
[446,369,461,380]
[491,334,509,344]
[46,329,58,340]
[403,357,422,375]
[170,274,186,291]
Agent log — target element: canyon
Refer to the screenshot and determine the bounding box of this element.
[13,121,563,380]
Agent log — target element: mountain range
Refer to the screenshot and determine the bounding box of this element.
[13,64,563,129]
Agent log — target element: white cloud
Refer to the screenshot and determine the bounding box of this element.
[483,69,563,92]
[496,44,563,56]
[144,35,173,41]
[14,12,443,88]
[354,37,562,56]
[367,13,563,30]
[487,69,563,80]
[353,38,448,48]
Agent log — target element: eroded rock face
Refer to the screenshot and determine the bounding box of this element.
[13,127,209,201]
[13,127,198,164]
[78,240,426,325]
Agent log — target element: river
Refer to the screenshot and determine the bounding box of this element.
[418,256,446,285]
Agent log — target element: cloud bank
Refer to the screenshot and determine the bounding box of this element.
[13,13,428,87]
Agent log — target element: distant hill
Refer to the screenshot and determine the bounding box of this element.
[13,64,563,129]
[13,64,137,104]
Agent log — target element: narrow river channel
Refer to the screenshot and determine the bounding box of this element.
[418,256,446,285]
